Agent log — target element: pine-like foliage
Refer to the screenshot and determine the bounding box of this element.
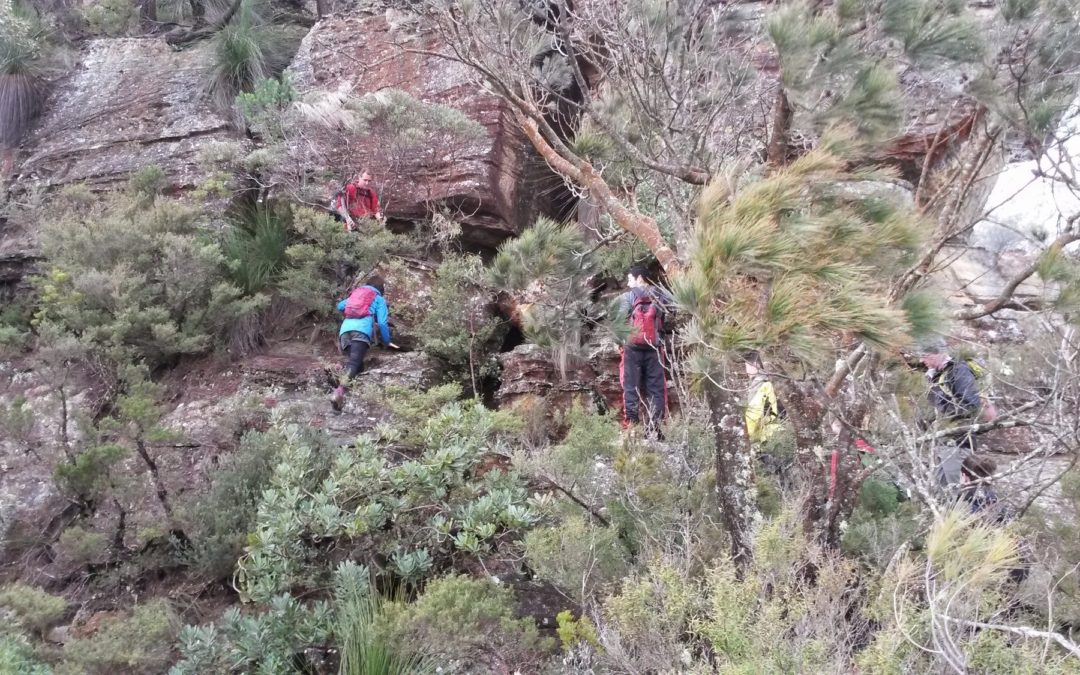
[969,0,1080,141]
[880,0,984,64]
[677,137,928,370]
[489,217,597,365]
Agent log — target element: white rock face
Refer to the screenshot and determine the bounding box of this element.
[973,101,1080,252]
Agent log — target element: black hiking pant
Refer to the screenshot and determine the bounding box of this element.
[339,332,371,380]
[621,346,667,435]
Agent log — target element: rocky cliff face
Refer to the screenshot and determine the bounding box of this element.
[17,39,241,190]
[286,10,537,250]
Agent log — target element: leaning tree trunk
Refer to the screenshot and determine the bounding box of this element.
[704,380,756,567]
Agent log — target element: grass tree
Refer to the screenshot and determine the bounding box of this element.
[206,0,298,112]
[0,0,46,171]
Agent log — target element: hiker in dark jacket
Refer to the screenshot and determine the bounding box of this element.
[618,265,673,438]
[919,337,996,487]
[958,454,1010,523]
[332,170,383,231]
[331,275,397,411]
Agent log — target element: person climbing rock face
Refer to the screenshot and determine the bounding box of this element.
[332,170,383,231]
[331,274,398,411]
[918,336,996,487]
[618,265,673,439]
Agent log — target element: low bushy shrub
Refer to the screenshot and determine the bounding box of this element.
[0,583,67,637]
[378,574,554,673]
[415,254,503,391]
[177,427,278,580]
[34,189,265,368]
[58,600,179,675]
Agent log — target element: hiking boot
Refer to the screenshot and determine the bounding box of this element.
[330,385,346,411]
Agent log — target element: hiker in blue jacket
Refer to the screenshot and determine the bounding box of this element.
[332,274,398,410]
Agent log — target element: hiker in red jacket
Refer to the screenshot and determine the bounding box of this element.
[332,170,383,231]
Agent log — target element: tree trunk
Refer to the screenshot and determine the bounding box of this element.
[190,0,206,27]
[768,377,833,541]
[818,400,871,547]
[139,0,157,31]
[134,435,173,521]
[766,89,792,168]
[704,380,756,567]
[516,112,682,274]
[315,0,328,19]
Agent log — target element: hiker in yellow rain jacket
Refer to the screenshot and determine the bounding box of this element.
[743,351,782,444]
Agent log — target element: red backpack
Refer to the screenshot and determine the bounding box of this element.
[629,294,661,347]
[344,286,377,319]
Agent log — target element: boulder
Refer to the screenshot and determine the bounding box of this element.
[286,10,535,250]
[495,341,635,426]
[17,38,243,190]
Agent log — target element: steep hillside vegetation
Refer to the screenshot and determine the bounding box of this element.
[2,0,1080,673]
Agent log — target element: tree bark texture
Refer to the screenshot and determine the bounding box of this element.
[704,380,756,566]
[766,89,792,169]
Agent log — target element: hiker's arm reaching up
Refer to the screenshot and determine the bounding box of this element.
[374,296,392,345]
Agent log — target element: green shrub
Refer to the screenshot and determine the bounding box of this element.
[0,395,33,449]
[276,207,402,313]
[58,600,179,675]
[555,610,599,652]
[171,594,332,674]
[178,427,278,580]
[841,479,921,570]
[379,574,554,672]
[0,583,67,637]
[127,164,166,205]
[56,526,109,565]
[524,515,629,604]
[415,254,503,390]
[236,73,297,140]
[237,399,536,602]
[0,629,51,675]
[53,445,127,503]
[82,0,135,36]
[597,515,865,673]
[33,192,265,368]
[0,294,33,354]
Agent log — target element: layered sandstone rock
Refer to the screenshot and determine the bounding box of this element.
[17,39,243,190]
[287,10,535,249]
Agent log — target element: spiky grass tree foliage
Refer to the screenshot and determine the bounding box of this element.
[673,137,929,559]
[221,201,291,295]
[206,0,296,111]
[678,143,923,366]
[0,0,46,149]
[335,562,435,675]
